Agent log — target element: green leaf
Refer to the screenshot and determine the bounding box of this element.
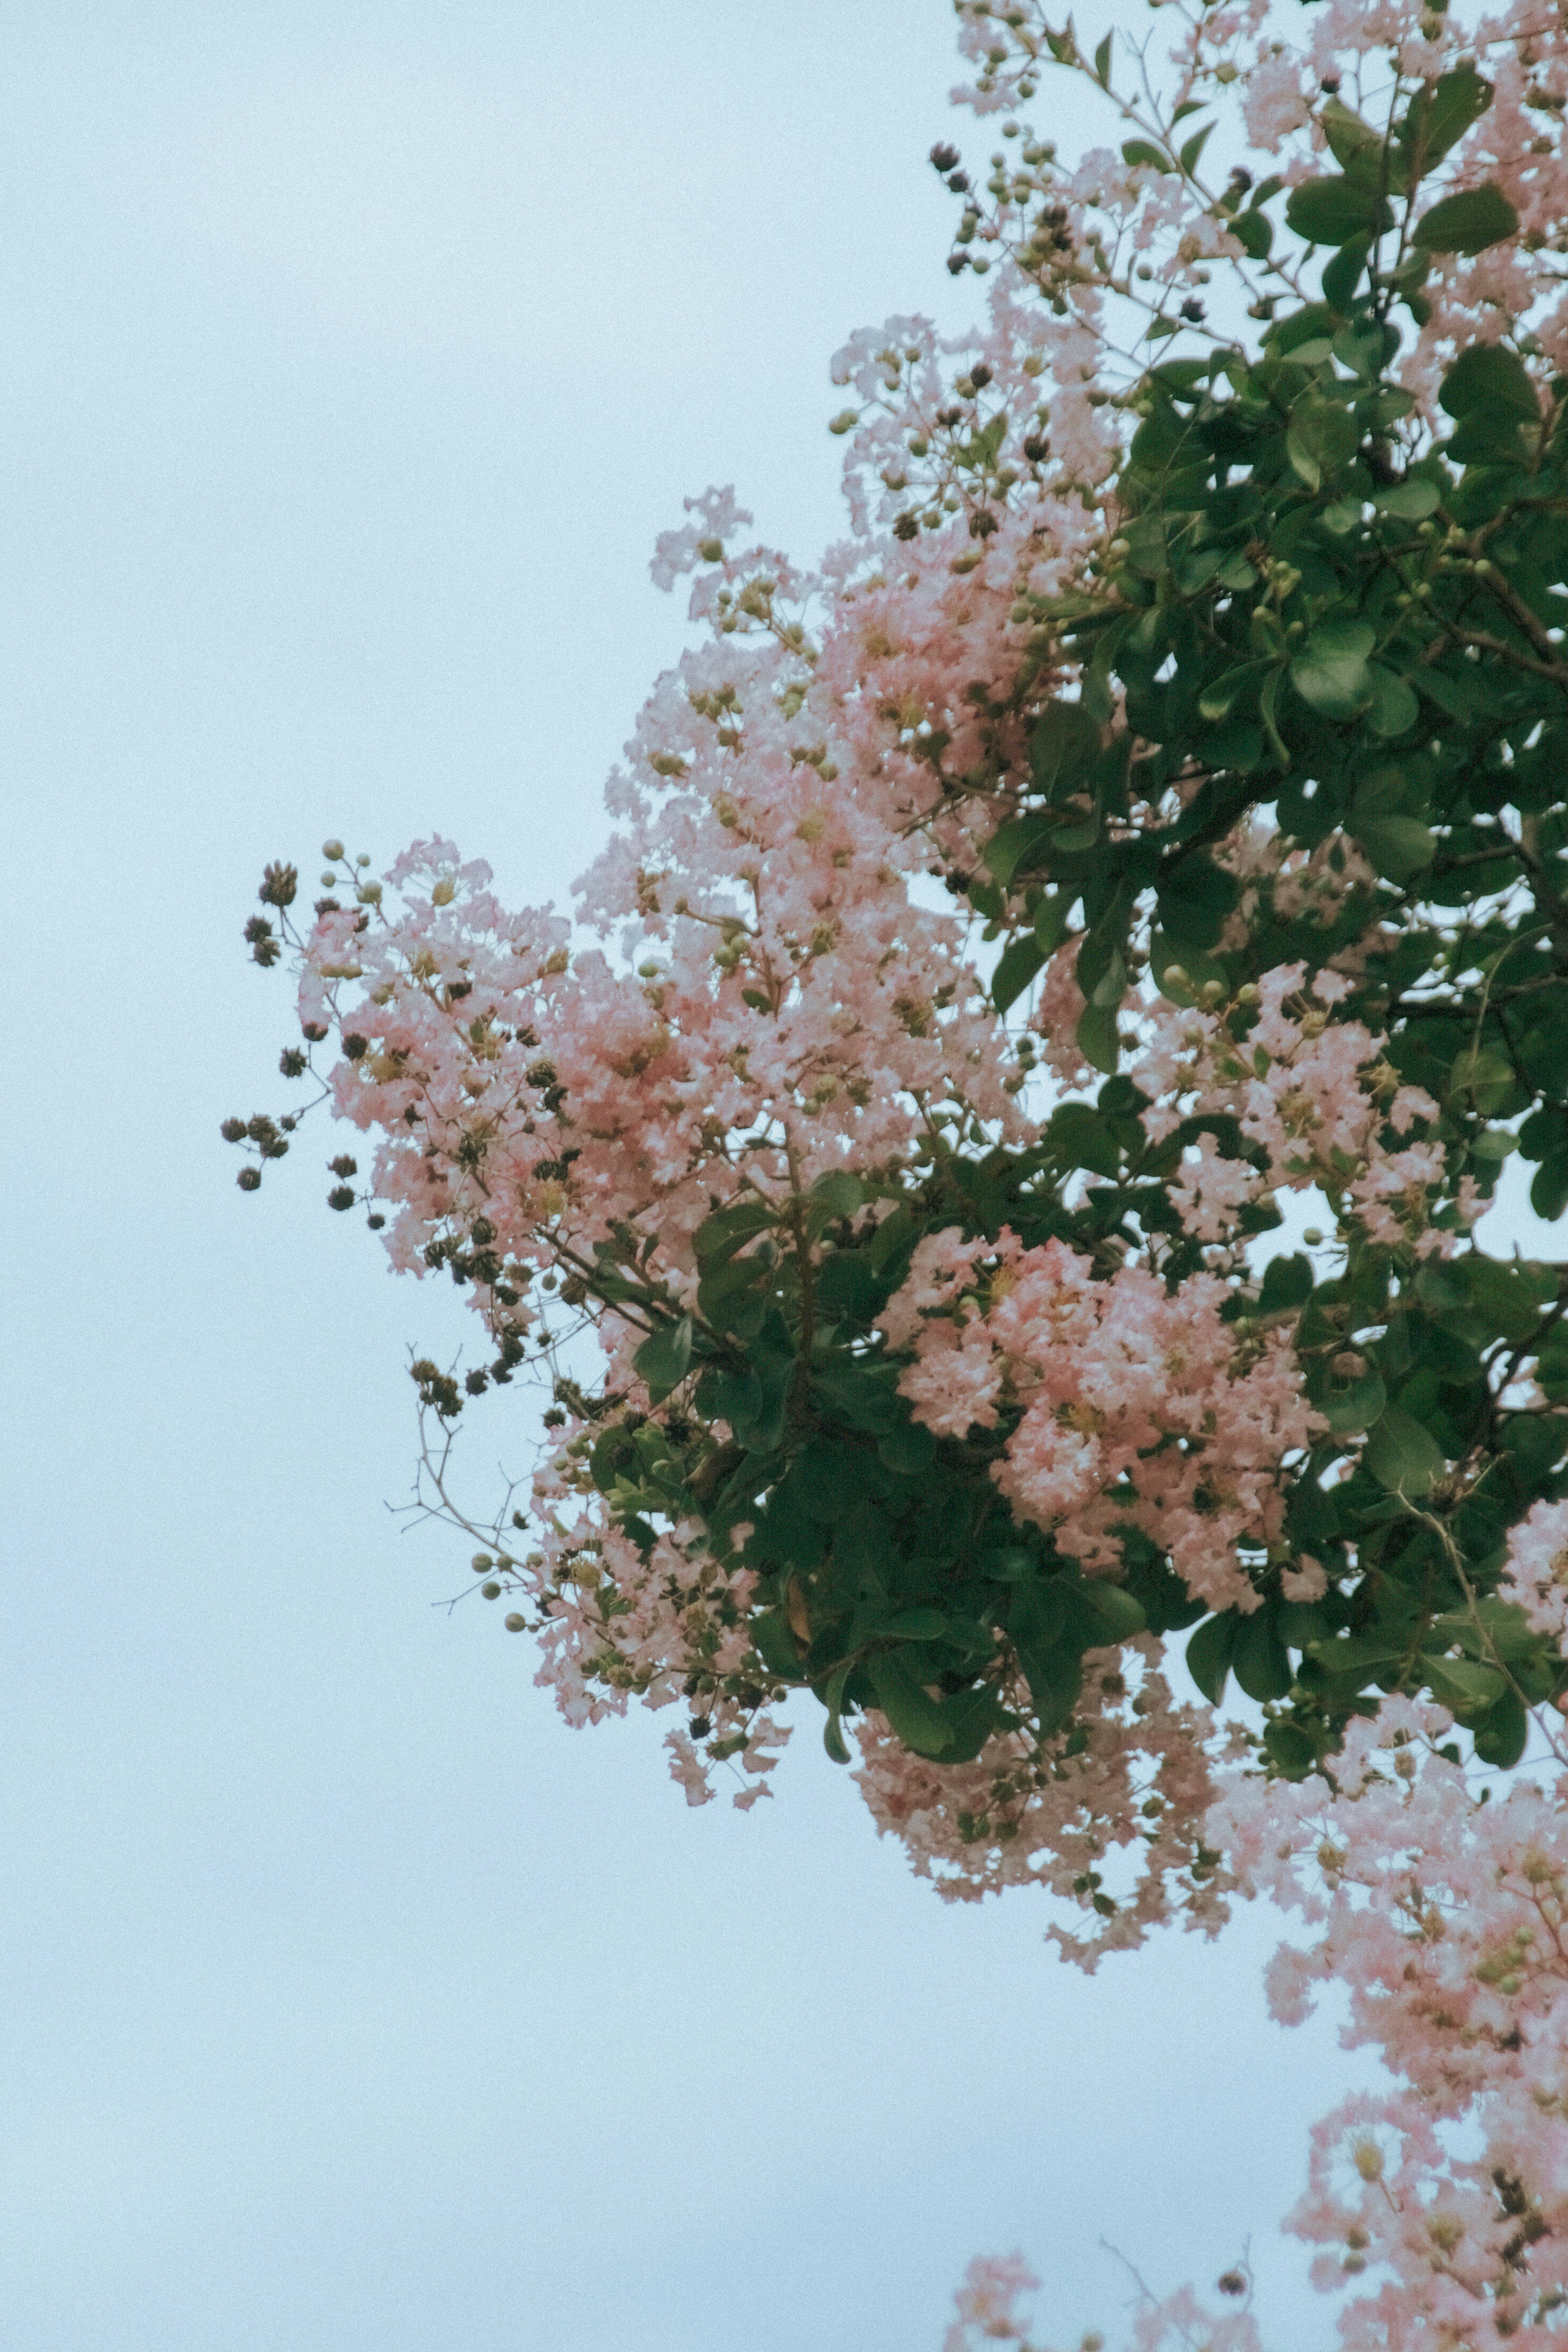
[697,1250,770,1336]
[1290,618,1376,718]
[1017,1640,1081,1737]
[1399,67,1493,179]
[1178,123,1213,176]
[1080,1581,1147,1644]
[1271,303,1338,357]
[1320,95,1388,174]
[1122,139,1169,172]
[868,1650,953,1757]
[877,1420,935,1476]
[1259,1252,1312,1312]
[1094,31,1112,85]
[1029,699,1101,793]
[1158,853,1239,951]
[633,1314,694,1402]
[1472,1687,1529,1769]
[1285,174,1393,245]
[1440,341,1539,421]
[1321,235,1372,316]
[1320,1366,1387,1434]
[1310,1630,1410,1677]
[694,1198,777,1267]
[1286,399,1359,491]
[1233,1610,1293,1702]
[1356,813,1436,878]
[811,1359,898,1435]
[1530,1150,1568,1224]
[1033,891,1071,956]
[1368,666,1420,740]
[808,1169,865,1222]
[589,1423,640,1493]
[1048,1102,1121,1179]
[1319,497,1364,539]
[1413,183,1519,254]
[1363,1406,1447,1497]
[885,1608,950,1642]
[1424,1653,1508,1716]
[1449,1047,1515,1117]
[820,1663,853,1764]
[1373,478,1441,521]
[1076,997,1120,1076]
[1010,1577,1067,1651]
[790,1441,873,1524]
[1263,1719,1319,1779]
[1229,208,1273,261]
[983,814,1052,888]
[1185,1610,1237,1704]
[993,933,1047,1015]
[1198,661,1269,723]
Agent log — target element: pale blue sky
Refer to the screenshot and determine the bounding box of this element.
[0,7,1388,2347]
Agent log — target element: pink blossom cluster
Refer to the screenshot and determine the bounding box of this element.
[876,1228,1320,1618]
[946,0,1568,413]
[298,482,1058,1329]
[251,1,1568,2336]
[1503,1500,1568,1651]
[1214,1700,1568,2348]
[853,1640,1237,1963]
[1133,962,1473,1258]
[943,2253,1042,2352]
[499,1450,791,1811]
[940,2250,1261,2352]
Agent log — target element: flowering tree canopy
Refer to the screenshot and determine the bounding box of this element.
[231,2,1568,2341]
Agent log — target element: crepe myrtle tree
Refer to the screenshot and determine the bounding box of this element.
[228,2,1568,2342]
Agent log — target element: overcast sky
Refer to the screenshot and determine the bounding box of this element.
[1,5,1516,2347]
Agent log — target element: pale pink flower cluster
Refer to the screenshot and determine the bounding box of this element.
[1214,1700,1568,2348]
[853,1643,1236,1964]
[1127,2286,1261,2352]
[940,2254,1261,2352]
[877,1230,1320,1617]
[943,2252,1040,2352]
[947,0,1568,414]
[1134,964,1469,1259]
[1502,1500,1568,1650]
[298,540,1033,1301]
[504,1450,791,1810]
[851,1637,1241,1966]
[1029,942,1093,1089]
[1220,824,1379,944]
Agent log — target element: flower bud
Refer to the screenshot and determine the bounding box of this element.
[322,839,345,861]
[504,1613,526,1632]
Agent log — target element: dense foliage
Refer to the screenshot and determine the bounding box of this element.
[230,3,1568,2341]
